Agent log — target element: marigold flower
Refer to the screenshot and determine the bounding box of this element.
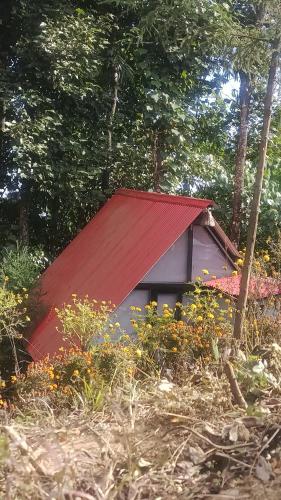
[236,258,244,266]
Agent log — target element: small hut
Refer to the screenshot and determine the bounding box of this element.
[28,189,241,361]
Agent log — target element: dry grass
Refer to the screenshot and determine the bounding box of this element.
[1,368,281,500]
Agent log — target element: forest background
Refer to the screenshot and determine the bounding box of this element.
[1,0,281,261]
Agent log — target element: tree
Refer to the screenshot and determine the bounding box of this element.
[230,71,251,246]
[233,36,280,340]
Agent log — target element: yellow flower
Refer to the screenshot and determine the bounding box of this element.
[25,315,31,322]
[49,372,55,380]
[232,270,238,276]
[0,380,6,388]
[225,298,231,304]
[145,304,151,310]
[136,349,142,358]
[72,370,79,377]
[151,301,157,307]
[207,313,214,319]
[4,276,9,282]
[130,306,136,311]
[236,258,244,267]
[71,293,77,298]
[218,293,223,299]
[114,322,120,328]
[162,303,169,309]
[146,324,152,330]
[135,307,142,312]
[195,276,202,281]
[263,254,270,263]
[175,302,182,307]
[11,375,17,383]
[172,347,178,352]
[196,315,203,322]
[202,269,209,275]
[190,303,197,310]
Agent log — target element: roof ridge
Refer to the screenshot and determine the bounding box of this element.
[115,188,214,208]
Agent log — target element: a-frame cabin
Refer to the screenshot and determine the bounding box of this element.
[28,189,240,361]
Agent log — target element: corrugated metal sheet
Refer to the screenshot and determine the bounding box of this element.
[206,275,281,299]
[28,189,213,361]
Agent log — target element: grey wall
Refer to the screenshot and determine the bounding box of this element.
[192,225,234,281]
[142,231,188,283]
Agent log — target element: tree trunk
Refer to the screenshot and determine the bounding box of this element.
[101,65,119,195]
[152,130,163,192]
[233,39,280,341]
[19,179,30,245]
[230,71,251,246]
[19,201,29,246]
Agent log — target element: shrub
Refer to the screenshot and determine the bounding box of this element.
[16,346,103,407]
[131,287,232,370]
[0,245,45,292]
[55,296,121,350]
[0,281,31,377]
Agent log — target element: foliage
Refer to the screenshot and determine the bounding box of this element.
[0,283,30,343]
[3,0,281,252]
[16,346,105,409]
[55,297,120,350]
[131,287,233,370]
[0,245,45,292]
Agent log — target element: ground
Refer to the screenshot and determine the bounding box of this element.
[1,369,280,499]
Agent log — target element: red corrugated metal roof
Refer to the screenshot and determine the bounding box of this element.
[206,274,281,299]
[28,189,213,360]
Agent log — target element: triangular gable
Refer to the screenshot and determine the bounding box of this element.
[28,189,212,360]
